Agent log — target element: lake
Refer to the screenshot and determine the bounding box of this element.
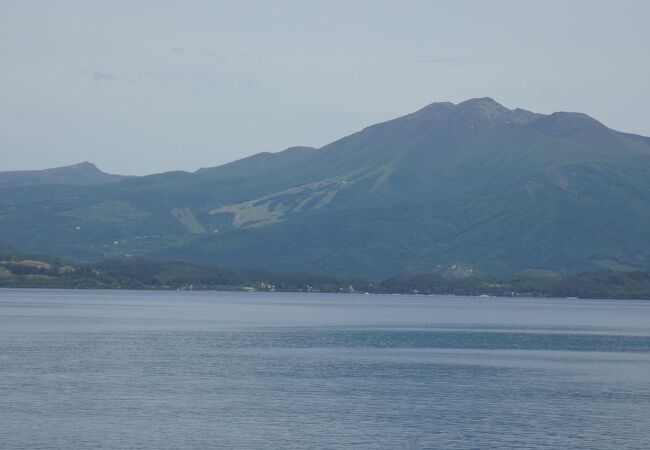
[1,289,650,449]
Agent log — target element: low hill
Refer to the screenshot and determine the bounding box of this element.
[0,161,127,188]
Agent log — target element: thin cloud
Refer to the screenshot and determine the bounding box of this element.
[136,71,156,81]
[410,57,466,64]
[408,57,488,66]
[81,70,160,85]
[82,71,118,82]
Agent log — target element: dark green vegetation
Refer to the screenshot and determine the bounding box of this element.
[381,271,650,300]
[0,255,371,292]
[2,98,650,277]
[2,255,650,300]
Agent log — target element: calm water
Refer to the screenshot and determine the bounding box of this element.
[1,290,650,449]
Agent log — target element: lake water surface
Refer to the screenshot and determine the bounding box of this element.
[1,289,650,449]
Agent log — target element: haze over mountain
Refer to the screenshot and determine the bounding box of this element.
[2,98,650,278]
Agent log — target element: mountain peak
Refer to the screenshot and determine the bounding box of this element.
[68,161,102,172]
[457,97,505,108]
[415,98,510,124]
[456,97,509,118]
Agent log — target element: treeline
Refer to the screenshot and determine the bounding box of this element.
[381,272,650,299]
[2,254,650,300]
[0,256,373,293]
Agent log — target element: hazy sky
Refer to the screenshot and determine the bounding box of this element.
[1,0,649,175]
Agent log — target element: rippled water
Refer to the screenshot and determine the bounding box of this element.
[1,290,650,449]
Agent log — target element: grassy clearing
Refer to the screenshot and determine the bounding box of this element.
[170,207,206,234]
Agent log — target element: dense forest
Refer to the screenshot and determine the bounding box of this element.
[2,254,650,300]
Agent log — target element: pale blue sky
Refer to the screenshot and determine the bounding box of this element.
[1,0,649,175]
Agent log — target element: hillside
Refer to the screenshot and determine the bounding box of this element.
[2,98,650,277]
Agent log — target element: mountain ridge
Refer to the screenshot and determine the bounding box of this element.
[2,98,650,278]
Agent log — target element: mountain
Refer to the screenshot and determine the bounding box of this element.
[0,161,127,188]
[2,98,650,278]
